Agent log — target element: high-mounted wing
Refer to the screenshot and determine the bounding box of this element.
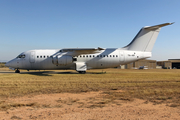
[61,47,104,56]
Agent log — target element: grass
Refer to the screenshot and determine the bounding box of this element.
[0,102,38,111]
[0,63,6,68]
[0,68,180,108]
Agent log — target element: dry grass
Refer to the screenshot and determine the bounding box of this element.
[0,101,38,111]
[0,63,6,68]
[0,68,180,108]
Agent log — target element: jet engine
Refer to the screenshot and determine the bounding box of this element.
[52,55,73,65]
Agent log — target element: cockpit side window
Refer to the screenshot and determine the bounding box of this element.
[16,54,26,58]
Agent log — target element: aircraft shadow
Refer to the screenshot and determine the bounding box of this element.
[20,71,79,76]
[0,71,15,74]
[0,71,106,76]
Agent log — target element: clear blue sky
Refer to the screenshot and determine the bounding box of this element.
[0,0,179,61]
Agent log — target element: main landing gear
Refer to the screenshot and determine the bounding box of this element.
[78,71,86,74]
[15,69,20,73]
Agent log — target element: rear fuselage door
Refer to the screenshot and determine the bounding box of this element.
[119,51,125,64]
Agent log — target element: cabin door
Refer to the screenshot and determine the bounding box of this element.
[29,51,35,63]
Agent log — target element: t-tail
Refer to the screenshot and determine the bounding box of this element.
[123,22,174,52]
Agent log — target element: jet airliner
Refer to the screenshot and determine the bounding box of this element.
[5,23,173,73]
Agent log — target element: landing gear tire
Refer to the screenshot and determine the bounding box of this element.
[15,69,20,73]
[78,71,86,74]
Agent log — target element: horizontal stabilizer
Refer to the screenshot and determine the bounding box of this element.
[144,22,174,30]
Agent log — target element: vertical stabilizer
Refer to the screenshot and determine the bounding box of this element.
[123,23,173,52]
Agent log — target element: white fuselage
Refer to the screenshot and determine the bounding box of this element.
[6,22,171,73]
[6,48,151,71]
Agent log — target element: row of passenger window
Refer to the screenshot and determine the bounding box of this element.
[37,56,49,58]
[76,55,118,58]
[36,55,118,58]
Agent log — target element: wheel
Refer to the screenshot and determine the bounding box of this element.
[15,69,20,73]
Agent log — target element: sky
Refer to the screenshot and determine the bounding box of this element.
[0,0,180,62]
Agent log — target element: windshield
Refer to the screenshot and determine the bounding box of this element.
[16,54,26,58]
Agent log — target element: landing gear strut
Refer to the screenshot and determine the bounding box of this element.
[15,69,20,73]
[78,71,86,74]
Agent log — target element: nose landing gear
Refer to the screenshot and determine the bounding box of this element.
[15,69,20,73]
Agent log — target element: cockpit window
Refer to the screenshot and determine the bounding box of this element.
[16,54,26,58]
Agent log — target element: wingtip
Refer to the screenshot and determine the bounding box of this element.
[98,47,104,50]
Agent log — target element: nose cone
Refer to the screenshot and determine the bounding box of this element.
[5,59,19,69]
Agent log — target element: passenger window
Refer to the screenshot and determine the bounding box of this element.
[83,56,85,57]
[37,56,39,58]
[44,56,45,58]
[90,55,91,57]
[100,55,102,57]
[93,55,95,57]
[107,55,108,57]
[40,56,42,58]
[113,55,115,57]
[86,55,88,57]
[80,56,82,57]
[116,55,118,57]
[47,56,49,58]
[110,55,111,57]
[103,55,105,57]
[97,55,99,57]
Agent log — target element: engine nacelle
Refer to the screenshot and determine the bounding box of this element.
[52,55,73,65]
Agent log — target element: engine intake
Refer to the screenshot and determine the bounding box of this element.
[52,55,73,65]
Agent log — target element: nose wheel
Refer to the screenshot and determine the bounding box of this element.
[15,69,20,73]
